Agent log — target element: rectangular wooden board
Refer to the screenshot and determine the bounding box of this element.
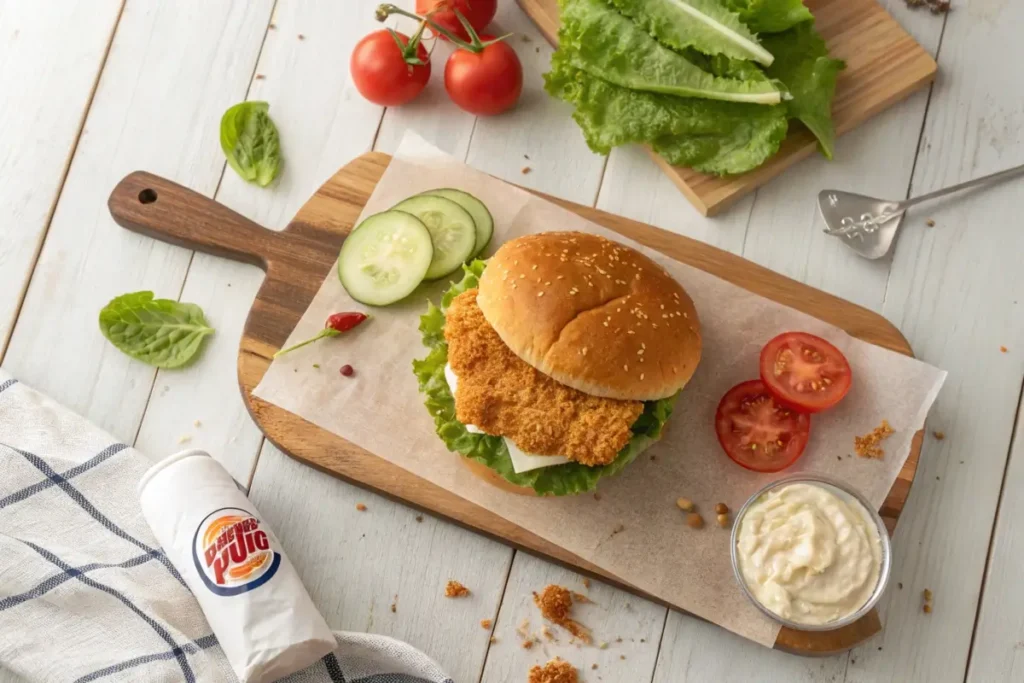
[516,0,938,215]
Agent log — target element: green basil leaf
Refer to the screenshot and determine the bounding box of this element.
[219,101,282,187]
[98,291,215,369]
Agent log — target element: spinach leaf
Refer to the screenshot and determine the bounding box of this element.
[99,292,215,369]
[219,101,282,187]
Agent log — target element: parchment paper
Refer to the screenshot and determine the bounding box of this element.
[254,133,946,647]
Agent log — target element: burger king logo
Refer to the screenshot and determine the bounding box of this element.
[192,507,281,596]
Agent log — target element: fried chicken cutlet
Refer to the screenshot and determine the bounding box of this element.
[444,288,644,466]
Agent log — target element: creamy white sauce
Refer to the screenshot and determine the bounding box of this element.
[735,482,882,626]
[443,364,570,473]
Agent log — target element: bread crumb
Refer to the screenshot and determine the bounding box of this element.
[481,619,492,630]
[489,635,498,643]
[925,218,935,227]
[582,578,591,589]
[572,591,591,604]
[177,434,192,444]
[522,640,534,650]
[355,503,367,511]
[620,654,626,660]
[923,603,932,614]
[855,420,894,459]
[933,430,945,440]
[542,624,556,640]
[193,419,202,428]
[593,493,602,501]
[255,74,265,80]
[534,585,592,643]
[415,515,424,522]
[522,166,532,175]
[591,663,598,670]
[390,595,397,613]
[528,657,577,683]
[445,580,470,598]
[297,33,305,40]
[1001,346,1008,353]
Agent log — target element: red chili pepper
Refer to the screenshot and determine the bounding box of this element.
[273,312,369,358]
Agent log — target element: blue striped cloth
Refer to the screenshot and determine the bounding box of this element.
[0,372,452,683]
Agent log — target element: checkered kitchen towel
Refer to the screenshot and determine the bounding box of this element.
[0,371,452,683]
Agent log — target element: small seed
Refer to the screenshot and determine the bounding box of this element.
[715,503,729,515]
[676,497,694,512]
[716,513,730,528]
[686,512,704,529]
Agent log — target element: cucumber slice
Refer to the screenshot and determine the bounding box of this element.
[391,195,476,280]
[337,210,433,306]
[419,188,494,257]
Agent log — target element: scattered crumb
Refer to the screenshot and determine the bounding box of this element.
[610,524,625,537]
[898,582,904,590]
[923,604,932,614]
[542,624,556,641]
[675,497,694,512]
[415,515,424,523]
[391,595,398,613]
[445,580,470,598]
[599,641,608,649]
[524,153,530,160]
[933,430,945,440]
[177,434,192,444]
[520,34,532,43]
[313,363,320,369]
[297,33,305,40]
[522,640,534,650]
[268,22,276,29]
[481,619,492,630]
[193,419,202,428]
[878,647,883,651]
[936,476,941,480]
[528,657,577,683]
[593,493,602,501]
[255,74,265,80]
[620,655,626,660]
[521,166,532,175]
[534,585,592,643]
[686,512,704,529]
[490,636,498,644]
[355,503,367,512]
[855,420,894,459]
[923,589,933,601]
[925,218,935,227]
[640,638,646,643]
[535,46,540,53]
[582,578,591,589]
[1001,346,1008,353]
[615,637,622,643]
[591,664,598,670]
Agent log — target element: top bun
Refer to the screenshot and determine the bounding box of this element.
[476,232,701,401]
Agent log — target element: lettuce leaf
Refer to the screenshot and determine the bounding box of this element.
[545,53,788,175]
[609,0,774,65]
[413,262,678,496]
[559,0,782,105]
[762,22,845,158]
[725,0,813,34]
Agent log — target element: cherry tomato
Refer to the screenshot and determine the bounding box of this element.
[350,30,430,106]
[416,0,497,41]
[759,332,852,413]
[444,37,523,115]
[715,380,812,473]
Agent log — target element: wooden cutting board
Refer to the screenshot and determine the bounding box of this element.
[518,0,938,216]
[108,153,922,654]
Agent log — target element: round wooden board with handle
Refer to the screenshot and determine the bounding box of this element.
[108,152,922,655]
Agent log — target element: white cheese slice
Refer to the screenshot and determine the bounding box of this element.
[443,364,571,472]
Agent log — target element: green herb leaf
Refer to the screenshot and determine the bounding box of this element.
[99,292,215,369]
[219,101,282,187]
[412,263,677,496]
[557,0,782,104]
[545,52,788,175]
[609,0,774,65]
[762,22,845,158]
[724,0,813,34]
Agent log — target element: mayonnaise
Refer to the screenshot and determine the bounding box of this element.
[735,482,882,626]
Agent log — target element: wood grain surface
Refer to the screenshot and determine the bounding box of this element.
[515,0,937,216]
[108,152,921,654]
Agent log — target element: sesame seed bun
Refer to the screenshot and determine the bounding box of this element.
[476,232,701,401]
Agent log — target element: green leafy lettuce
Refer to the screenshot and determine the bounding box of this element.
[609,0,774,65]
[724,0,813,34]
[412,261,678,496]
[220,101,282,187]
[545,52,788,175]
[99,291,214,368]
[560,0,782,104]
[763,22,845,158]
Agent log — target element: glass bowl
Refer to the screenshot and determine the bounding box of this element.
[729,474,892,632]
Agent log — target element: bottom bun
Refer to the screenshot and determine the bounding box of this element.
[460,456,538,497]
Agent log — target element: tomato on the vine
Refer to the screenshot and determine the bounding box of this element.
[445,35,523,116]
[416,0,497,41]
[350,28,430,107]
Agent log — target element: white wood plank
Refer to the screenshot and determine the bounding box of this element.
[0,0,122,354]
[968,394,1024,683]
[249,443,513,683]
[480,553,665,683]
[846,1,1024,679]
[1,0,273,444]
[134,0,387,485]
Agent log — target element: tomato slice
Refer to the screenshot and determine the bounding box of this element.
[759,332,852,413]
[715,380,811,472]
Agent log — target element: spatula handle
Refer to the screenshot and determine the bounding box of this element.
[108,171,281,269]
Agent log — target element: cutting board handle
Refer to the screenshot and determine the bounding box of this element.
[108,171,280,269]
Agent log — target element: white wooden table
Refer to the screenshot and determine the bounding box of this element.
[2,1,1021,681]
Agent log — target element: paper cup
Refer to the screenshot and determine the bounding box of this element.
[139,450,335,683]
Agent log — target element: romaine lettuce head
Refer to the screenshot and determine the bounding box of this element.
[412,261,678,496]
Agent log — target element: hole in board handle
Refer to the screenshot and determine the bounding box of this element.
[138,189,157,204]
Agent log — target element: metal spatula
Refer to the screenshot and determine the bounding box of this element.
[817,163,1024,259]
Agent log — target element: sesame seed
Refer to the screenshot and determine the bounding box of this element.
[582,347,588,356]
[532,265,538,270]
[627,330,635,335]
[512,283,517,289]
[545,281,551,285]
[653,323,659,329]
[637,349,643,355]
[683,313,688,318]
[557,275,564,280]
[623,364,629,372]
[635,274,641,280]
[662,314,668,319]
[640,373,645,380]
[660,304,665,310]
[603,321,609,327]
[520,274,525,279]
[514,260,518,265]
[537,291,544,297]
